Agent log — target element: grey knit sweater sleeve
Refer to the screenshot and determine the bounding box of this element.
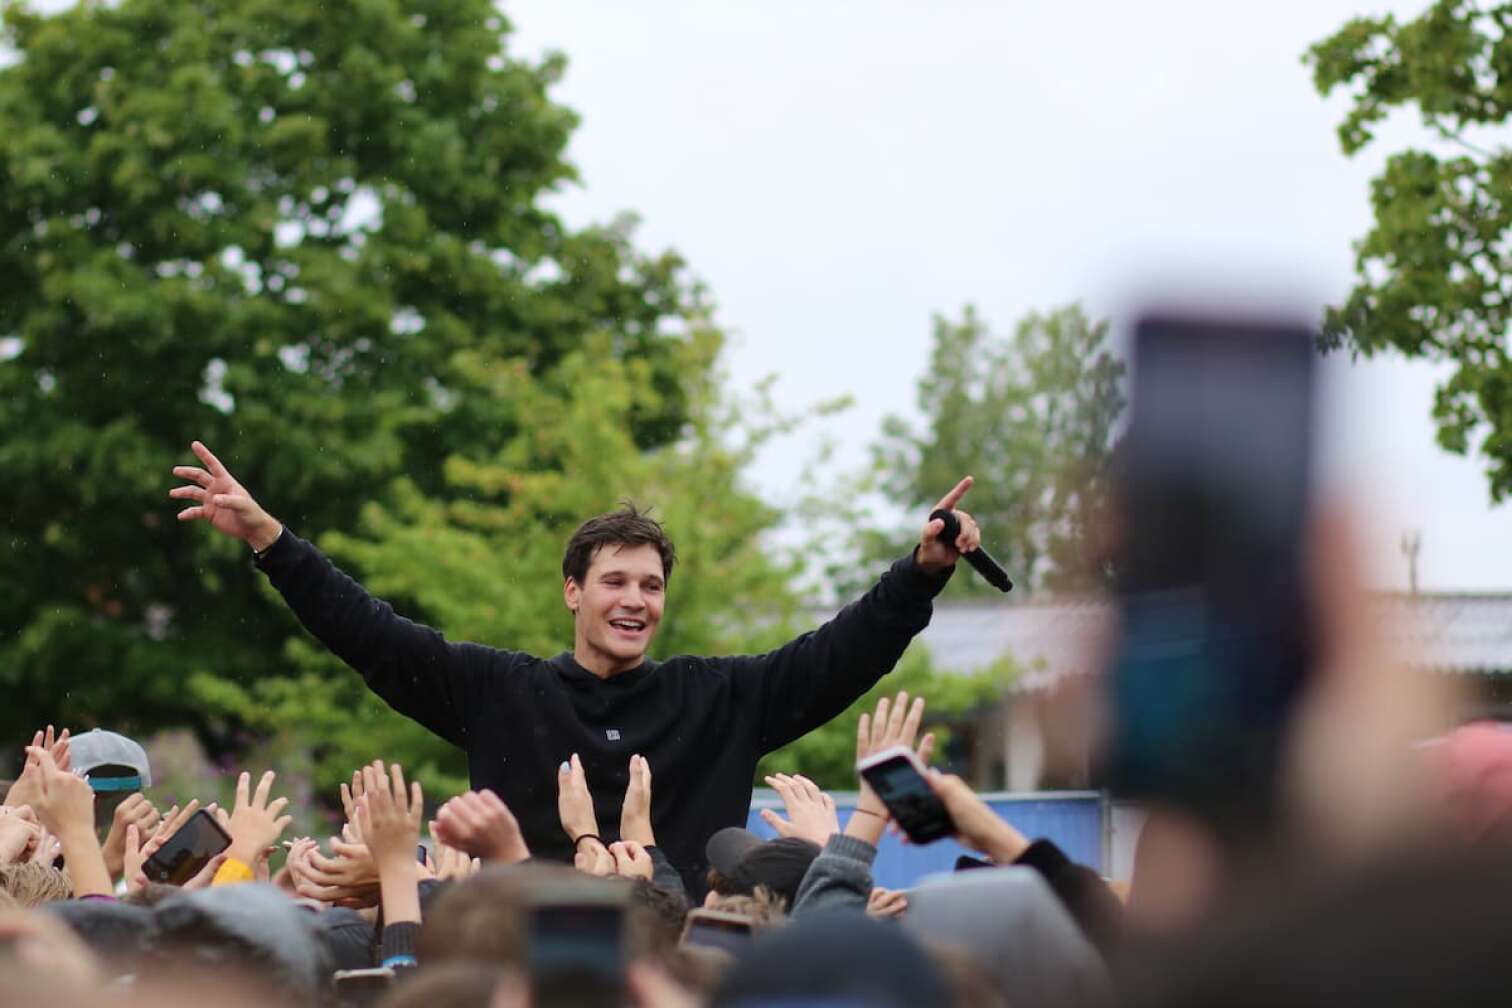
[791,834,878,917]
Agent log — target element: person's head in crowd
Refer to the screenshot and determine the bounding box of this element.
[561,505,676,674]
[0,908,104,1001]
[625,876,686,954]
[141,883,332,1005]
[904,865,1109,1008]
[374,961,510,1008]
[702,890,788,932]
[660,944,736,1000]
[67,728,152,821]
[704,827,819,911]
[43,899,156,978]
[712,911,954,1008]
[1,860,71,907]
[416,864,548,968]
[923,943,1011,1008]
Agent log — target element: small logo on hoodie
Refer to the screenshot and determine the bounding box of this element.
[606,729,621,742]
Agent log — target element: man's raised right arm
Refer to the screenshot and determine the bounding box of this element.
[171,440,476,746]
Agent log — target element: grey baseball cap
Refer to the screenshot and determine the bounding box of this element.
[68,730,151,792]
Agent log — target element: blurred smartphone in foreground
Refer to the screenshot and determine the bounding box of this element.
[526,877,629,1008]
[141,808,231,885]
[681,908,754,954]
[1103,312,1317,828]
[857,744,956,843]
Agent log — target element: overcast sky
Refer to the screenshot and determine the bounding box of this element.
[501,0,1510,592]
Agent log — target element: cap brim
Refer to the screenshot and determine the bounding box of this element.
[706,826,763,876]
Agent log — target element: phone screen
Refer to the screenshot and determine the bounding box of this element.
[683,916,753,954]
[860,755,954,843]
[529,903,624,1008]
[1105,313,1316,823]
[142,809,231,885]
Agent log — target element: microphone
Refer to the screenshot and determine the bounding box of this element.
[929,509,1014,593]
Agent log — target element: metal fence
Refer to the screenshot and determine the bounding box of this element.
[745,789,1107,890]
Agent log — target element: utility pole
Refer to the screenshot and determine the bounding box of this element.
[1400,530,1422,595]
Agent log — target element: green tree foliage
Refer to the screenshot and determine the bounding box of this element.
[870,305,1125,597]
[0,0,716,758]
[1307,2,1512,499]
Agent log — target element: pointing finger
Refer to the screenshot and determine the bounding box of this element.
[932,475,974,512]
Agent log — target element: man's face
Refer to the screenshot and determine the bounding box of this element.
[565,542,666,673]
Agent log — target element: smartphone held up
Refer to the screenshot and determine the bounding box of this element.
[142,808,232,885]
[857,745,955,844]
[1101,310,1319,831]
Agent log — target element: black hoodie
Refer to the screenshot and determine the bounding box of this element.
[254,529,950,885]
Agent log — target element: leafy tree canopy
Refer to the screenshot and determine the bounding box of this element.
[0,0,721,762]
[867,305,1124,597]
[1308,1,1512,499]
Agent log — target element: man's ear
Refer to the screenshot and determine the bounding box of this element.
[564,578,580,615]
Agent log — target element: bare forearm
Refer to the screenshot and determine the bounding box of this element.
[377,857,421,924]
[57,826,113,897]
[844,803,888,847]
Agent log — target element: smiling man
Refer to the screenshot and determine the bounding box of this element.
[170,440,979,885]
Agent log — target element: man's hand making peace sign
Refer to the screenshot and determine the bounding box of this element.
[170,441,283,552]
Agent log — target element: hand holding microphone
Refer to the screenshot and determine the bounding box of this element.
[917,476,1014,593]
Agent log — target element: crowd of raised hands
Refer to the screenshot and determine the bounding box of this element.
[0,692,1113,1008]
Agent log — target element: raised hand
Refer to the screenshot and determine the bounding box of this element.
[760,774,840,846]
[429,835,480,881]
[557,753,599,843]
[22,746,111,896]
[339,763,376,845]
[5,726,70,810]
[28,824,60,866]
[867,886,909,919]
[851,691,936,844]
[225,770,293,866]
[354,762,424,925]
[620,754,655,846]
[574,838,615,877]
[607,840,653,880]
[433,789,530,863]
[170,441,282,550]
[102,793,161,882]
[916,476,982,571]
[123,800,199,894]
[926,770,1028,863]
[354,763,422,868]
[0,805,40,864]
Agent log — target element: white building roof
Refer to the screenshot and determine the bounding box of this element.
[905,592,1512,692]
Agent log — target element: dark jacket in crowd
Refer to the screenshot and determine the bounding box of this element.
[255,530,950,886]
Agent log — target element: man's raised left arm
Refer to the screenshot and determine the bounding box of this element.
[738,476,981,752]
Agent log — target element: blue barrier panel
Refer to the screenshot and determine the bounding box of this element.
[745,791,1104,891]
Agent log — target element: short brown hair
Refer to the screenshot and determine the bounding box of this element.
[561,504,676,586]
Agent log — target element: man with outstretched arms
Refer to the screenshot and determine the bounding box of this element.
[170,440,979,887]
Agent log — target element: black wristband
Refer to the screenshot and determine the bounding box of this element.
[572,833,603,849]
